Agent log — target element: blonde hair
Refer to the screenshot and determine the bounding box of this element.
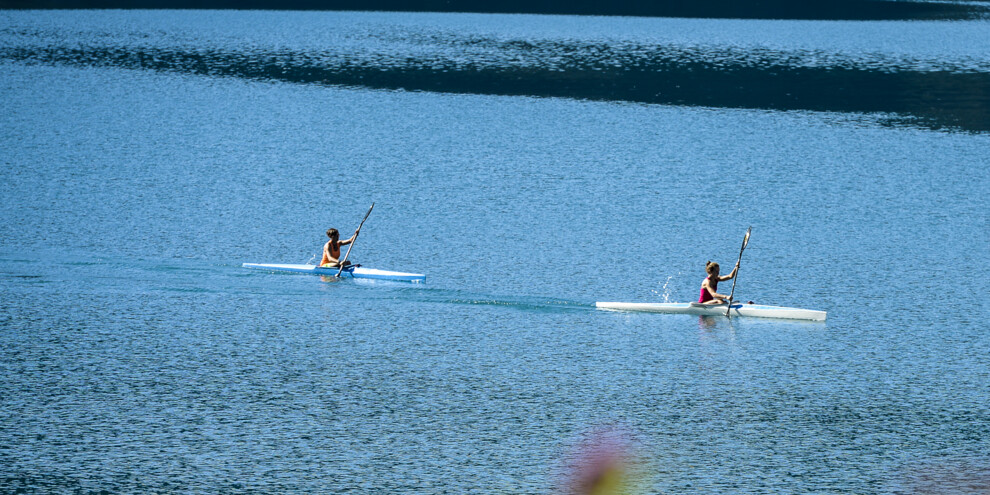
[705,261,720,275]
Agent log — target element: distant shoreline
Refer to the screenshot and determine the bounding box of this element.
[3,0,990,21]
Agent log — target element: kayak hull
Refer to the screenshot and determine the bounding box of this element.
[595,301,826,321]
[242,263,425,282]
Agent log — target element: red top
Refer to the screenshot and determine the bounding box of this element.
[699,277,717,303]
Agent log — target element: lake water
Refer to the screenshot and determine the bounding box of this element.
[1,9,988,493]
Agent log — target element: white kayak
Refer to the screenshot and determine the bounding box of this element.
[242,263,425,282]
[595,301,826,321]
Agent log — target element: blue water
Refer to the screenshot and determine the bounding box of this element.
[1,10,989,493]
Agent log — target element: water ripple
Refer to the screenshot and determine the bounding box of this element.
[2,11,989,132]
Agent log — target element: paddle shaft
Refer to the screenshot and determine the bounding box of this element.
[336,203,375,277]
[725,227,752,317]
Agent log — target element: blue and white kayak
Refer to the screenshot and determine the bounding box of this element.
[242,263,425,282]
[595,301,826,321]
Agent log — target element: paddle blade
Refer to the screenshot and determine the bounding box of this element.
[360,203,375,224]
[741,227,752,250]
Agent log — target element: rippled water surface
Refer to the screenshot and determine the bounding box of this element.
[1,10,989,493]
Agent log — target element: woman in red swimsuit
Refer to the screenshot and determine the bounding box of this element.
[699,260,739,304]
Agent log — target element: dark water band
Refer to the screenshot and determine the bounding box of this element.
[3,44,988,133]
[4,1,990,21]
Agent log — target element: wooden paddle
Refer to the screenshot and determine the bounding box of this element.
[336,203,375,278]
[725,226,752,317]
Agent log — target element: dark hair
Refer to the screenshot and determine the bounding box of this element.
[326,228,339,239]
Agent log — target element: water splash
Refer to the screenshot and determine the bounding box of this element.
[650,273,680,303]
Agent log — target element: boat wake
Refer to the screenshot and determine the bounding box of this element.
[407,288,594,313]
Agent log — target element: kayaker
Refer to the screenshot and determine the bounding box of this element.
[320,228,357,268]
[699,260,739,304]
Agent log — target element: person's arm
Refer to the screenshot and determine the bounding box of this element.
[702,279,722,300]
[719,263,739,281]
[703,279,731,301]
